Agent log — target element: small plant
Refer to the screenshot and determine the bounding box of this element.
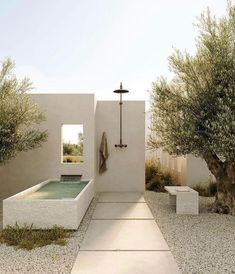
[193,180,217,197]
[0,223,71,250]
[145,158,175,192]
[63,156,74,163]
[63,155,83,163]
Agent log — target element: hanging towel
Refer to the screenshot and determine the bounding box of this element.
[99,132,109,174]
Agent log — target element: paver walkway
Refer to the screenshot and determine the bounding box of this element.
[71,192,180,274]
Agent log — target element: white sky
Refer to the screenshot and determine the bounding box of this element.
[0,0,233,106]
[62,124,83,144]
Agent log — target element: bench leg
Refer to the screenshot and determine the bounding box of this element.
[176,192,199,215]
[169,194,176,207]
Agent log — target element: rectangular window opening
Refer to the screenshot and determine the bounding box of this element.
[62,124,84,164]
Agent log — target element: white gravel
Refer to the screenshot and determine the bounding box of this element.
[144,191,235,274]
[0,195,99,274]
[1,192,235,274]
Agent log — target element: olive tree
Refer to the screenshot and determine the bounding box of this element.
[0,59,47,165]
[148,2,235,214]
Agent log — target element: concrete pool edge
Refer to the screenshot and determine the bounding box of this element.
[3,179,95,229]
[23,180,90,200]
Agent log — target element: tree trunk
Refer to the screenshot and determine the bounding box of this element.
[203,154,235,215]
[214,185,235,215]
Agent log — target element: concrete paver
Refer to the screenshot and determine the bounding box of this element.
[98,192,145,203]
[71,192,180,274]
[71,251,181,274]
[80,220,169,251]
[92,202,153,219]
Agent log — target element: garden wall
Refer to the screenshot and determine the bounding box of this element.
[0,94,145,198]
[95,101,145,192]
[0,94,95,198]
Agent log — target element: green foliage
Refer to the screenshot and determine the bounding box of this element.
[0,58,48,165]
[148,2,235,162]
[63,142,83,157]
[0,223,71,250]
[54,238,66,246]
[77,132,84,155]
[63,143,74,155]
[145,159,175,192]
[63,132,83,157]
[148,3,235,215]
[63,132,83,163]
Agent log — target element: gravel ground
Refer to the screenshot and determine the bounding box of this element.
[144,191,235,274]
[0,195,98,274]
[1,192,235,274]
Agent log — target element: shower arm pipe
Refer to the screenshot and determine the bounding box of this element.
[119,93,124,146]
[114,83,128,148]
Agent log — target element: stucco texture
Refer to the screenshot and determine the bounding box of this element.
[95,101,145,192]
[0,94,95,198]
[0,94,145,198]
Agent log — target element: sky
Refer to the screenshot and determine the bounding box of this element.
[0,0,233,105]
[62,124,83,144]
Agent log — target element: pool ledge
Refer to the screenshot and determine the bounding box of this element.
[3,178,95,229]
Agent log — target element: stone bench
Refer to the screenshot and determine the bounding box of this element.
[164,186,199,215]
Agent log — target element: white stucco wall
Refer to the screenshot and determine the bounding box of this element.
[95,101,145,192]
[0,95,145,198]
[186,155,215,187]
[0,94,95,198]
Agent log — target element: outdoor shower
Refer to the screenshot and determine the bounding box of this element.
[113,82,129,148]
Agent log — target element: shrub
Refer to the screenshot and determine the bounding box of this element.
[63,156,74,163]
[145,159,175,192]
[63,142,83,157]
[193,180,217,197]
[63,155,84,163]
[0,224,71,250]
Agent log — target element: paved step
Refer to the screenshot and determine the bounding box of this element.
[98,192,145,203]
[92,202,154,219]
[71,251,181,274]
[80,220,169,251]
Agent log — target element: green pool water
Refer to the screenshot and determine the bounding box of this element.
[23,180,89,200]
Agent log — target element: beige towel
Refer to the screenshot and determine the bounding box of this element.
[99,132,109,174]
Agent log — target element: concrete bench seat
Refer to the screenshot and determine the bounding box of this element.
[164,186,199,215]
